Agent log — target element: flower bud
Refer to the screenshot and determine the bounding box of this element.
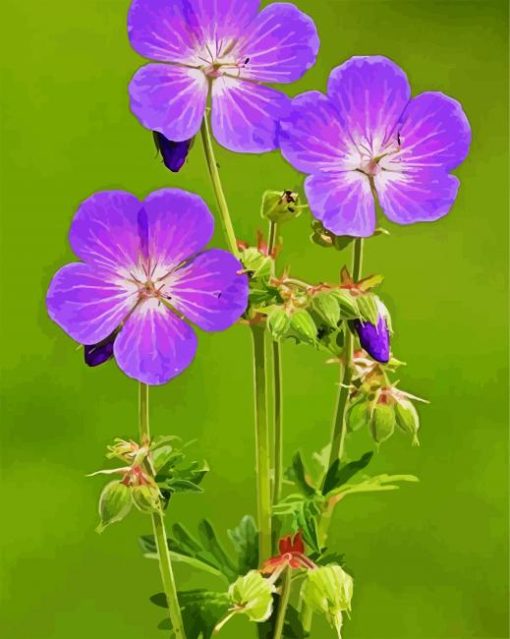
[153,131,193,172]
[228,571,275,622]
[84,330,117,367]
[313,292,341,328]
[267,307,290,341]
[96,480,132,532]
[131,483,161,513]
[330,289,359,319]
[352,307,390,363]
[261,190,300,224]
[347,400,371,432]
[289,309,318,345]
[395,398,420,445]
[301,565,353,637]
[370,402,396,443]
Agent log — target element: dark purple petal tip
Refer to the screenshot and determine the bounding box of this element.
[153,132,193,173]
[84,331,118,367]
[352,315,390,363]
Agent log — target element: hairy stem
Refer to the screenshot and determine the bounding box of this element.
[327,238,364,469]
[250,324,272,563]
[138,383,186,639]
[199,112,239,257]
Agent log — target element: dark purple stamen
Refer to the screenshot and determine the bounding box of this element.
[84,330,118,367]
[352,314,390,363]
[153,131,193,173]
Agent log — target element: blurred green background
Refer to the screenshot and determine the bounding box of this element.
[1,0,508,637]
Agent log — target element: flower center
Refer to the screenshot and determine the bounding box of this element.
[138,280,165,301]
[196,39,249,79]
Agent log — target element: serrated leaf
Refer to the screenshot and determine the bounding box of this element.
[228,515,259,575]
[154,589,230,639]
[198,519,238,579]
[328,474,419,499]
[288,452,317,496]
[322,452,374,496]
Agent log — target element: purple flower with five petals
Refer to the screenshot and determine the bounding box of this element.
[279,56,471,236]
[127,0,319,153]
[46,189,249,385]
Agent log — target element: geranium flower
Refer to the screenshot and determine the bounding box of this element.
[46,189,249,385]
[261,532,315,575]
[127,0,319,153]
[279,56,471,236]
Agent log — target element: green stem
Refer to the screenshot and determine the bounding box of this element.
[138,383,186,639]
[199,112,239,257]
[250,324,272,563]
[327,238,364,469]
[273,568,292,639]
[267,221,283,547]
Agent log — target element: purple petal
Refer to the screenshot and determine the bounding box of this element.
[238,2,319,83]
[168,249,249,331]
[69,191,142,273]
[113,301,197,385]
[46,263,136,344]
[129,64,207,141]
[374,168,460,224]
[393,92,471,172]
[184,0,260,41]
[305,172,376,237]
[142,188,214,273]
[153,132,193,172]
[84,331,118,367]
[353,315,390,363]
[127,0,197,63]
[279,91,355,174]
[327,56,411,155]
[211,77,290,152]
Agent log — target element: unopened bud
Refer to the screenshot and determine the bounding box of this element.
[313,292,341,328]
[370,402,396,443]
[131,483,161,514]
[267,307,290,341]
[261,190,300,224]
[395,398,420,445]
[289,309,317,345]
[347,400,371,432]
[97,480,132,533]
[228,571,275,622]
[153,131,193,173]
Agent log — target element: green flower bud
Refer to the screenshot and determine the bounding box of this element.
[347,400,371,432]
[267,307,290,341]
[313,292,341,328]
[131,483,161,513]
[289,309,318,345]
[395,398,420,445]
[97,480,132,533]
[301,565,354,638]
[240,247,272,280]
[329,289,359,319]
[228,571,275,622]
[356,293,379,325]
[370,402,396,444]
[261,190,301,224]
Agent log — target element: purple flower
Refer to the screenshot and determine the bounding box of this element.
[153,132,194,172]
[352,315,390,364]
[279,56,471,236]
[46,189,249,385]
[127,0,319,153]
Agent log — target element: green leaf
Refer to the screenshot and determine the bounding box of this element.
[295,499,323,555]
[370,403,396,444]
[356,293,379,325]
[139,535,227,581]
[96,480,132,533]
[229,571,275,622]
[322,452,374,496]
[228,515,259,575]
[198,519,238,579]
[153,590,230,639]
[327,474,419,499]
[288,452,317,496]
